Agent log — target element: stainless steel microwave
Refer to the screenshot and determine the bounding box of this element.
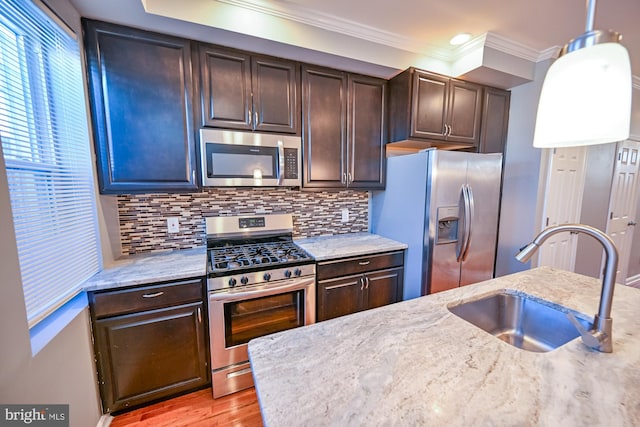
[200,129,301,187]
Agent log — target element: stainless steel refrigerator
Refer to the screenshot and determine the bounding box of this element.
[371,149,503,299]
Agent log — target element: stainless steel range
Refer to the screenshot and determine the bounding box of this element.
[205,214,315,398]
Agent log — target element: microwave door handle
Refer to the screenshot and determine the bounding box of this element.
[277,143,285,185]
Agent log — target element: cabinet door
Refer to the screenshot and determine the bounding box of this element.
[94,302,208,413]
[365,267,404,310]
[348,75,386,189]
[410,70,448,140]
[199,45,252,130]
[301,66,348,189]
[317,275,363,321]
[479,87,510,153]
[446,80,483,145]
[252,56,300,134]
[83,19,198,193]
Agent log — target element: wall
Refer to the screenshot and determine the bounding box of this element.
[494,59,550,276]
[0,1,102,426]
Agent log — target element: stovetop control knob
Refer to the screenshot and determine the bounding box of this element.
[240,276,249,285]
[294,268,302,277]
[228,277,237,287]
[263,273,271,281]
[284,270,292,278]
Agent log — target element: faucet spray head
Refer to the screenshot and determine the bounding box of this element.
[515,242,539,263]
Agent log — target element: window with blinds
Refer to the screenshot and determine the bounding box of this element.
[0,0,100,327]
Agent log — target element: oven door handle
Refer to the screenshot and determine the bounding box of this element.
[209,277,315,302]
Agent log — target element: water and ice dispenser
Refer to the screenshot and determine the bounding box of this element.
[436,206,459,244]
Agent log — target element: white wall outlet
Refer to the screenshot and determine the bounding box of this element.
[341,208,349,223]
[167,217,180,233]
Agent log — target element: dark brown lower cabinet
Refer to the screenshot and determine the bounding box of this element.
[316,251,404,321]
[90,279,209,413]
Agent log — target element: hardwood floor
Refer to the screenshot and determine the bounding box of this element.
[109,387,264,427]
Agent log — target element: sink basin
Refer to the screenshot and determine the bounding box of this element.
[448,290,591,353]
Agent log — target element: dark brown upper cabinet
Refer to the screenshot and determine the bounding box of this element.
[388,68,483,147]
[301,65,386,190]
[83,19,198,194]
[198,44,300,134]
[478,87,511,154]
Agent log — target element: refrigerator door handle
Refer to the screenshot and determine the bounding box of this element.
[461,184,475,261]
[456,185,468,262]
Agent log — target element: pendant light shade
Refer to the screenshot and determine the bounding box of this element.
[533,0,632,148]
[533,43,632,148]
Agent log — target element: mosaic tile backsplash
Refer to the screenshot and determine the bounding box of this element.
[118,187,369,255]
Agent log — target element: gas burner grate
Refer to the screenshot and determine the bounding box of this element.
[208,241,312,273]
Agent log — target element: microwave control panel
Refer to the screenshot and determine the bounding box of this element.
[284,148,298,179]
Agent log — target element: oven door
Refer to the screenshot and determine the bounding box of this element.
[208,276,315,370]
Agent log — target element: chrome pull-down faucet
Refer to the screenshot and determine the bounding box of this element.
[515,224,618,353]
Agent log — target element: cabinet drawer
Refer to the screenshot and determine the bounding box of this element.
[317,251,404,281]
[91,279,203,319]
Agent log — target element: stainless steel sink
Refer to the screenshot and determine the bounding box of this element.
[448,291,592,353]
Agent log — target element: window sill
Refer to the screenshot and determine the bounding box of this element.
[29,291,89,356]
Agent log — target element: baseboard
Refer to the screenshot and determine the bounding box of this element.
[626,274,640,288]
[96,414,113,427]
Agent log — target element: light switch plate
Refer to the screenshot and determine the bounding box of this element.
[167,217,180,233]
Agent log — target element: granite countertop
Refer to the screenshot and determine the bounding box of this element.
[295,232,408,261]
[84,246,207,292]
[248,267,640,426]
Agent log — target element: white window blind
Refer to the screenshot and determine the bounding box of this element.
[0,0,100,327]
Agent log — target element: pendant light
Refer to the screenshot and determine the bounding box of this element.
[533,0,631,148]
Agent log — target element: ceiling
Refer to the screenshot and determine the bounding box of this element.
[69,0,639,88]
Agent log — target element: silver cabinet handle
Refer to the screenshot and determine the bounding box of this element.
[365,276,369,289]
[142,291,164,298]
[197,306,202,323]
[358,260,371,266]
[348,172,353,184]
[254,110,258,126]
[359,277,365,291]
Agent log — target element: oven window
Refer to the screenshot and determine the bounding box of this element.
[223,290,304,347]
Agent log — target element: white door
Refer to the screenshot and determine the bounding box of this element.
[537,147,587,270]
[605,140,640,284]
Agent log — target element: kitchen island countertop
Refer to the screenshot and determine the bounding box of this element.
[295,232,407,261]
[84,246,207,292]
[248,267,640,426]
